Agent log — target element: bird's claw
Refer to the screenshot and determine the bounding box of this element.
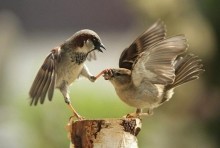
[69,114,85,121]
[89,76,96,82]
[123,112,141,119]
[66,102,85,121]
[103,69,114,80]
[124,112,153,119]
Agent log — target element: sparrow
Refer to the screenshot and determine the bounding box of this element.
[101,20,204,117]
[29,29,106,119]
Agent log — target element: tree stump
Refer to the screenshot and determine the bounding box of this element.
[66,118,142,148]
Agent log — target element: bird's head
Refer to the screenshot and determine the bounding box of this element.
[103,68,132,87]
[61,29,105,53]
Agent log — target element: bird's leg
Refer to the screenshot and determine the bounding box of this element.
[80,65,97,82]
[125,108,153,118]
[136,108,142,115]
[138,108,154,116]
[64,97,84,120]
[60,83,84,120]
[94,70,105,79]
[124,108,142,118]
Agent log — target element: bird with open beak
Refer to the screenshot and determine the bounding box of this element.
[29,29,106,120]
[99,20,204,117]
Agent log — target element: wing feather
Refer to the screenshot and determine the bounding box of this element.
[48,69,56,101]
[131,35,188,86]
[39,58,54,104]
[119,20,166,69]
[29,50,58,105]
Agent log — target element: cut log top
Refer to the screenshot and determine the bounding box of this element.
[66,118,142,148]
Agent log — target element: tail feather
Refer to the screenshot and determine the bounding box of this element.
[167,54,204,89]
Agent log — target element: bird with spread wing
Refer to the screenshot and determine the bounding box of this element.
[29,29,106,120]
[98,20,204,117]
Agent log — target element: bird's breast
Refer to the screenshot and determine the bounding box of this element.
[55,57,84,88]
[115,83,165,109]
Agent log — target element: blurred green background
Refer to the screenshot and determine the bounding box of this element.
[0,0,220,147]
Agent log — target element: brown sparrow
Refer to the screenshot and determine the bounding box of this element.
[100,21,204,117]
[29,29,105,119]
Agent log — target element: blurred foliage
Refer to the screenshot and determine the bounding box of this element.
[196,0,220,146]
[198,0,220,87]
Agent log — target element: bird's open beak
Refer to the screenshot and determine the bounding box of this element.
[95,43,106,53]
[88,43,106,54]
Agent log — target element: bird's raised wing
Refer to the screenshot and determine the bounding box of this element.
[29,48,60,105]
[119,20,166,70]
[131,35,188,87]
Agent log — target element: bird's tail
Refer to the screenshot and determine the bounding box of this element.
[167,54,204,89]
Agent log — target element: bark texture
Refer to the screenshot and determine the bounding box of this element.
[66,118,142,148]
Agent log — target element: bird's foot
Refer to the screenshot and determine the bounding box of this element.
[89,76,96,82]
[102,69,114,80]
[124,112,152,119]
[65,98,85,121]
[124,109,153,118]
[94,69,113,80]
[124,112,141,119]
[139,112,153,116]
[69,113,85,121]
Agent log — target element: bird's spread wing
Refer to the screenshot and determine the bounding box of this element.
[29,49,60,105]
[119,20,166,70]
[131,35,188,87]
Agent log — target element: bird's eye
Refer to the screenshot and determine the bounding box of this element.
[92,38,96,43]
[92,38,97,42]
[92,37,100,45]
